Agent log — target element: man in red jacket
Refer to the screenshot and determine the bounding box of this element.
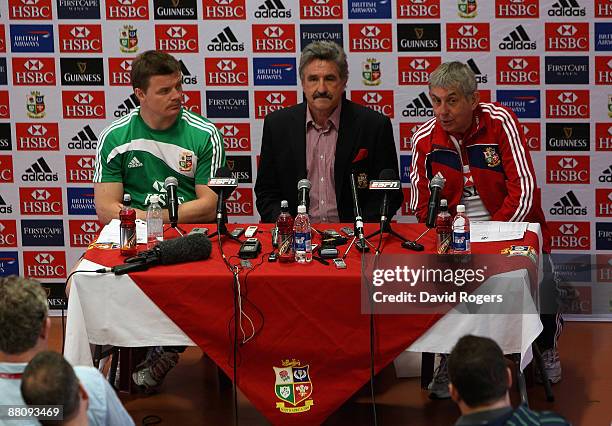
[410,61,562,398]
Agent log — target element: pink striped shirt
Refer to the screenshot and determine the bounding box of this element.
[305,104,341,223]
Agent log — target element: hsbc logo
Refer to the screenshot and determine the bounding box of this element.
[596,123,612,151]
[24,251,66,279]
[0,92,8,119]
[69,219,101,247]
[106,0,149,19]
[399,122,423,151]
[300,0,343,19]
[398,56,442,85]
[596,189,612,218]
[225,187,253,216]
[497,56,539,85]
[66,155,95,183]
[596,0,612,17]
[546,155,590,184]
[16,123,59,151]
[595,56,612,85]
[205,57,248,86]
[156,24,198,52]
[495,0,539,18]
[20,187,63,215]
[181,90,201,114]
[546,89,589,119]
[397,0,440,19]
[12,57,56,86]
[202,0,246,19]
[216,123,251,151]
[254,90,297,118]
[0,156,13,183]
[447,22,490,51]
[253,24,295,53]
[108,58,133,86]
[0,220,17,247]
[550,221,590,250]
[59,24,102,53]
[9,0,52,19]
[349,23,392,52]
[546,22,589,51]
[62,91,106,119]
[351,90,394,118]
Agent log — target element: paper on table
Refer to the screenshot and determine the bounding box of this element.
[470,221,528,243]
[95,218,147,244]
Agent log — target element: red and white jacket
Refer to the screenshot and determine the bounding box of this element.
[410,102,551,253]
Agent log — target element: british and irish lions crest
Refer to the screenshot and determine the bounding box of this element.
[120,25,138,54]
[26,91,45,119]
[273,359,314,414]
[458,0,477,18]
[362,58,381,86]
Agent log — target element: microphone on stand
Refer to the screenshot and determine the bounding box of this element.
[208,167,238,241]
[370,169,401,229]
[164,176,179,228]
[426,174,446,228]
[350,172,365,246]
[105,233,213,275]
[297,179,311,210]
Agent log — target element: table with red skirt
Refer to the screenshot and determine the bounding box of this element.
[65,222,544,425]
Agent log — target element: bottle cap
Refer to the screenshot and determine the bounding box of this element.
[456,204,465,213]
[150,194,159,204]
[297,204,306,214]
[123,193,131,205]
[281,200,288,208]
[440,199,448,208]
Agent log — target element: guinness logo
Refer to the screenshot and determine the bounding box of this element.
[227,160,235,170]
[563,127,573,139]
[77,62,87,73]
[171,0,180,6]
[415,28,424,39]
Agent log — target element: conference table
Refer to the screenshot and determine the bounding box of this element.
[65,222,544,425]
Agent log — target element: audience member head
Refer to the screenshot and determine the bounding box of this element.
[130,50,181,92]
[0,276,49,358]
[447,335,511,413]
[21,351,88,426]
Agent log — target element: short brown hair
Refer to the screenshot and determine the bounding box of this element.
[0,276,48,355]
[21,351,81,426]
[130,50,181,91]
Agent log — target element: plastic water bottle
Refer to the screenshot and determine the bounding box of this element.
[436,199,452,254]
[276,200,294,263]
[452,204,471,254]
[146,194,164,249]
[119,194,137,257]
[293,204,312,263]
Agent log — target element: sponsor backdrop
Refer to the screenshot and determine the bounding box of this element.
[0,0,610,317]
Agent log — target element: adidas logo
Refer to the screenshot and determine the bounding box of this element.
[179,60,197,85]
[467,58,487,84]
[600,165,612,183]
[128,156,143,169]
[22,157,58,182]
[550,190,587,215]
[499,25,536,50]
[0,194,13,214]
[548,0,585,16]
[255,0,291,18]
[402,92,433,118]
[207,27,245,52]
[114,93,139,119]
[69,125,98,150]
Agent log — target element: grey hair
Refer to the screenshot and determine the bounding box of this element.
[299,41,349,81]
[428,61,478,99]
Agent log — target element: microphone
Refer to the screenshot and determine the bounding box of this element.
[426,173,446,228]
[350,172,365,244]
[369,169,401,227]
[112,233,212,275]
[208,167,238,226]
[297,179,311,210]
[164,176,179,227]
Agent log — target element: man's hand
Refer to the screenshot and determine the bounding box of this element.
[94,182,125,225]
